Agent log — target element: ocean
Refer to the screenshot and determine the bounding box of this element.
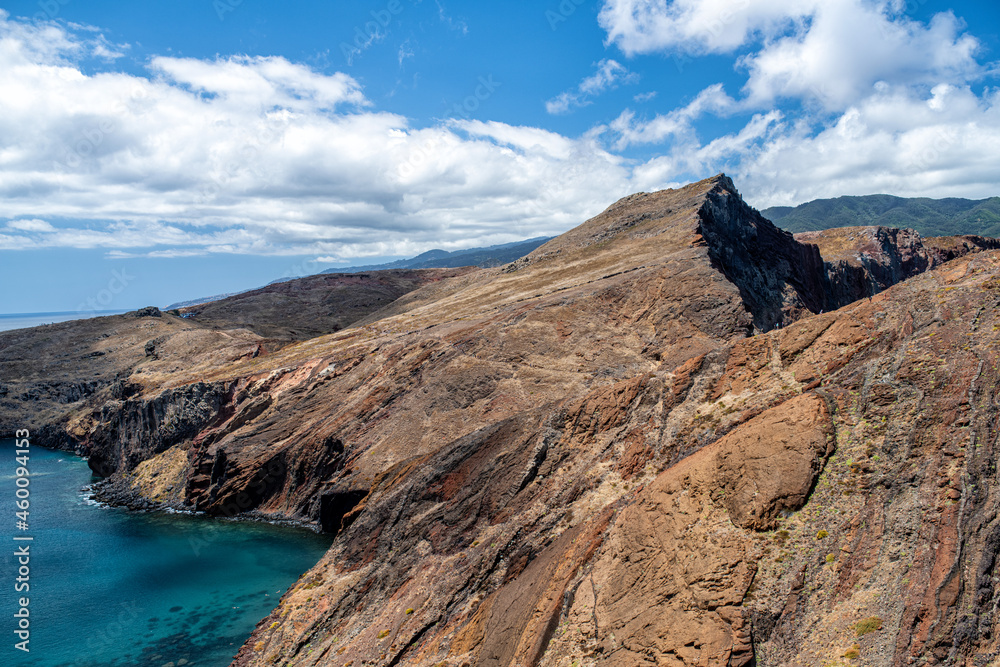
[0,312,129,334]
[0,439,333,666]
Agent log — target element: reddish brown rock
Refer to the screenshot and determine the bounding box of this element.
[540,393,832,666]
[4,176,1000,667]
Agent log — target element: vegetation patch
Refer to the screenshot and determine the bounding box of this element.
[854,617,883,637]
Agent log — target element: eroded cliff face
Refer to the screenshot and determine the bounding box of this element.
[0,268,468,456]
[539,258,1000,666]
[224,251,1000,667]
[0,308,268,453]
[698,179,828,330]
[4,175,1000,666]
[73,175,758,520]
[797,226,1000,311]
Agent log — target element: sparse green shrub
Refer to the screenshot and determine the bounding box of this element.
[854,617,883,637]
[816,530,829,540]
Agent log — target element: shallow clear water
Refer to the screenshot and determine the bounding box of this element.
[0,439,332,666]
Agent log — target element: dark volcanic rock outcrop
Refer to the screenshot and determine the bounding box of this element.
[798,225,1000,308]
[0,308,261,451]
[86,380,234,477]
[4,175,1000,666]
[697,178,828,330]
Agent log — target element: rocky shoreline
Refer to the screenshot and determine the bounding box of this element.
[86,474,326,533]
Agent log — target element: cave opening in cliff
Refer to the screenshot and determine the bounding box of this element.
[319,490,368,534]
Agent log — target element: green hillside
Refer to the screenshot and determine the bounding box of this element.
[762,195,1000,238]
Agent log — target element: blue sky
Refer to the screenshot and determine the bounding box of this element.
[1,0,999,313]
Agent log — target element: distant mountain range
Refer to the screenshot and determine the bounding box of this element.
[168,237,553,309]
[318,236,553,274]
[763,194,1000,238]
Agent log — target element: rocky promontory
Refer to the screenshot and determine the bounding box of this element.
[4,175,1000,666]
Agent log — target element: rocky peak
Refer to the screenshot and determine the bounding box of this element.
[694,177,1000,330]
[509,174,827,333]
[696,174,828,331]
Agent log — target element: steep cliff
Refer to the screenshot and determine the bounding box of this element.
[697,178,828,330]
[797,226,1000,309]
[0,268,468,455]
[3,175,1000,666]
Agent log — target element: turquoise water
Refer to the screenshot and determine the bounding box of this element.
[0,439,332,666]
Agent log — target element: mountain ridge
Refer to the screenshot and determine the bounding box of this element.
[4,175,1000,665]
[318,236,553,275]
[763,193,1000,238]
[166,237,552,310]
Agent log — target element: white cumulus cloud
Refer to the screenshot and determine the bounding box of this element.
[596,0,1000,208]
[599,0,817,55]
[608,83,738,150]
[1,5,999,265]
[599,0,984,111]
[6,219,55,233]
[0,13,634,260]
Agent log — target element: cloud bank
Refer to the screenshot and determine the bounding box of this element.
[600,0,1000,205]
[0,11,632,259]
[1,2,999,261]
